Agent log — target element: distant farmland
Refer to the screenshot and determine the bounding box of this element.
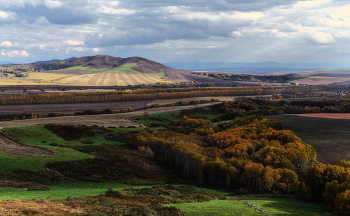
[59,72,164,86]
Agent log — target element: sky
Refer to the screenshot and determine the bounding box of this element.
[0,0,349,64]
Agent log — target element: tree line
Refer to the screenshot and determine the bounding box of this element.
[133,115,315,194]
[133,112,350,215]
[0,85,342,105]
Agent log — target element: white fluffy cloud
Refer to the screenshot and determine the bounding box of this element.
[1,50,29,57]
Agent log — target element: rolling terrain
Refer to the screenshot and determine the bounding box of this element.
[0,55,177,86]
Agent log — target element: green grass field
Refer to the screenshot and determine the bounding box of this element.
[158,69,168,79]
[166,197,333,216]
[0,125,166,172]
[0,182,152,200]
[0,182,333,216]
[67,64,141,74]
[0,125,134,172]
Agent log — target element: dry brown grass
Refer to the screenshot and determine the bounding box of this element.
[0,200,83,215]
[28,73,73,81]
[290,77,350,85]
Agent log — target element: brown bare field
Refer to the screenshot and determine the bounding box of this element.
[40,69,95,75]
[146,95,273,106]
[269,115,350,165]
[288,113,350,119]
[59,72,163,86]
[301,71,350,77]
[186,74,278,86]
[0,133,53,157]
[164,69,192,82]
[0,78,34,85]
[0,102,220,128]
[0,86,125,95]
[0,95,271,115]
[28,73,73,81]
[289,76,350,85]
[0,100,154,115]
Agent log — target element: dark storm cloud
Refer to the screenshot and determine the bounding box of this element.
[7,1,98,25]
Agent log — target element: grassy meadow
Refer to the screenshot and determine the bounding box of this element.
[166,197,333,216]
[67,63,141,74]
[27,72,73,81]
[131,110,181,126]
[0,182,152,200]
[0,125,134,172]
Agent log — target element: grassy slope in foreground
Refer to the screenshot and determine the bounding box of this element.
[166,197,333,216]
[0,182,333,215]
[0,182,151,200]
[0,125,101,172]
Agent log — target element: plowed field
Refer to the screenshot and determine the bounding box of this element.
[288,113,350,119]
[269,115,350,165]
[59,73,163,86]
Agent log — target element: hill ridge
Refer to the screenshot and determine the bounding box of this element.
[29,55,170,74]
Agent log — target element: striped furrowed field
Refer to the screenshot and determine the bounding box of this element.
[59,72,164,86]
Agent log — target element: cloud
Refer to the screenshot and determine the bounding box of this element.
[100,7,134,15]
[232,31,243,37]
[65,40,84,46]
[44,0,63,9]
[310,31,334,43]
[110,1,119,6]
[294,0,330,9]
[0,41,14,47]
[3,1,98,25]
[1,50,29,57]
[0,10,18,22]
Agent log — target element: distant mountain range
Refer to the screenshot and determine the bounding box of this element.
[34,57,77,64]
[0,61,18,65]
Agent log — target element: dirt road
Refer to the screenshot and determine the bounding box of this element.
[0,102,221,128]
[0,100,154,115]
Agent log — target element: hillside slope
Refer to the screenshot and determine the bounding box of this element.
[35,55,170,74]
[0,55,194,86]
